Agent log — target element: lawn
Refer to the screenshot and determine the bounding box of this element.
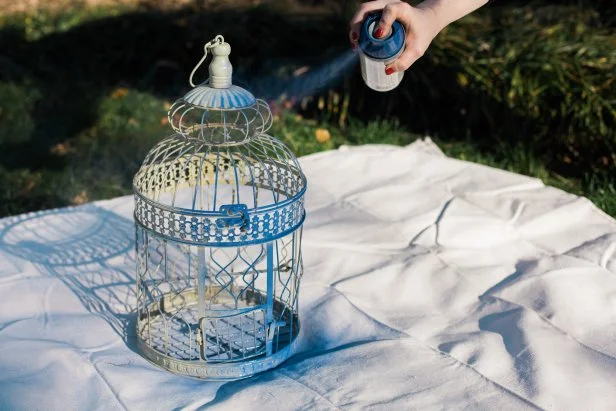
[0,0,614,217]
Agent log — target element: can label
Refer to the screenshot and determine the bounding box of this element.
[359,52,404,92]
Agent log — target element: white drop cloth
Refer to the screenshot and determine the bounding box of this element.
[1,140,615,410]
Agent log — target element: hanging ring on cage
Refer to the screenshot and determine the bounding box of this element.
[189,35,225,87]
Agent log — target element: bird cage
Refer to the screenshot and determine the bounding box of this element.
[133,35,306,380]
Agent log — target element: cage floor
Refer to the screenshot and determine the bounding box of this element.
[137,287,299,378]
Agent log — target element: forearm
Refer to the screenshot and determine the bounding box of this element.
[417,0,489,31]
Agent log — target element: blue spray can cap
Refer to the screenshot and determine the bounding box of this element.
[358,13,406,60]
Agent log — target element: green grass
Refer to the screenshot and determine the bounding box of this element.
[2,3,134,41]
[1,84,614,217]
[0,1,614,218]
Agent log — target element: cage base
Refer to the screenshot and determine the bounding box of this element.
[136,335,299,381]
[136,287,299,380]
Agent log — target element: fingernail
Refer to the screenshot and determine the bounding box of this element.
[351,32,358,40]
[385,67,395,75]
[374,27,384,38]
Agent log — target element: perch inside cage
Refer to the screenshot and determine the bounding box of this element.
[133,35,306,380]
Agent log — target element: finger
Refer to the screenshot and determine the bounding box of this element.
[348,28,359,47]
[385,44,424,73]
[349,0,397,42]
[375,2,405,38]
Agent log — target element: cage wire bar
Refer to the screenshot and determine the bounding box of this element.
[133,35,306,380]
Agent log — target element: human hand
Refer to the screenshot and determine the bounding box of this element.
[349,0,443,75]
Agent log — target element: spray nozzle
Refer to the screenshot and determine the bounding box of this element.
[364,14,392,40]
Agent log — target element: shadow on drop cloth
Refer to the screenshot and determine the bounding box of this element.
[0,204,141,353]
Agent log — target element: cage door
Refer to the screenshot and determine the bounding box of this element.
[199,307,268,362]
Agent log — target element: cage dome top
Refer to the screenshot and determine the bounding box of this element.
[133,35,306,248]
[167,35,272,144]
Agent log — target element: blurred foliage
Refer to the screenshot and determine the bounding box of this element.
[97,88,167,136]
[0,0,613,218]
[21,7,125,41]
[437,4,615,171]
[0,82,39,144]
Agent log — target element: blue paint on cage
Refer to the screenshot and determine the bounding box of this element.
[133,179,306,247]
[216,204,249,230]
[182,84,257,109]
[135,210,306,248]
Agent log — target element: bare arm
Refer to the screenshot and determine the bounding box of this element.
[417,0,488,30]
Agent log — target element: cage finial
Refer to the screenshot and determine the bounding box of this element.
[208,41,232,88]
[189,35,231,88]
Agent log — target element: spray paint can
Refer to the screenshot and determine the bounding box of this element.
[358,13,406,92]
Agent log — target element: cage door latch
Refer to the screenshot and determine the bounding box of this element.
[216,204,250,230]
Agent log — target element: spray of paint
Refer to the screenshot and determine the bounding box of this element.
[242,49,359,104]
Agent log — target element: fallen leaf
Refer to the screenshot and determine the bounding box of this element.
[315,128,331,143]
[479,42,491,52]
[71,190,89,205]
[23,180,36,193]
[457,73,469,88]
[110,87,129,99]
[50,142,75,156]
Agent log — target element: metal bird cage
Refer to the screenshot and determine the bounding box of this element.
[133,35,306,380]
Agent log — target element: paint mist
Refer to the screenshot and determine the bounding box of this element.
[245,49,359,104]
